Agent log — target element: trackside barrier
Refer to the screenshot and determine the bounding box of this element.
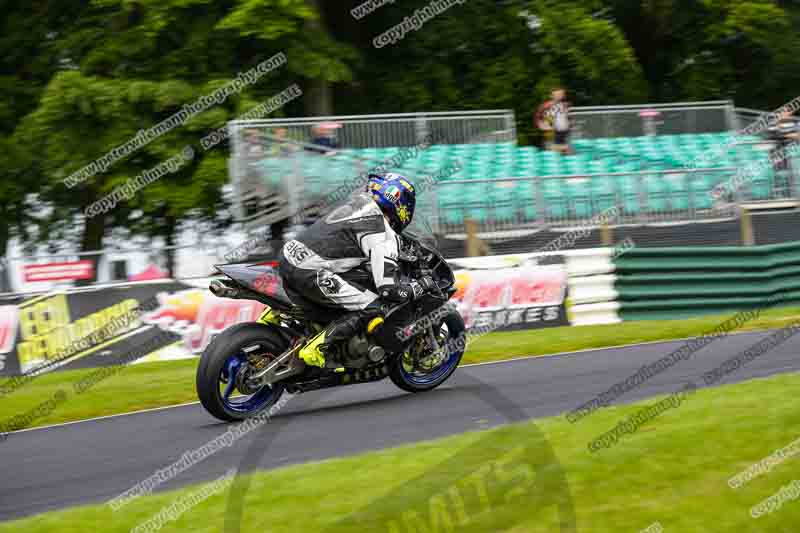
[564,248,621,325]
[569,301,622,326]
[613,241,800,320]
[0,247,625,376]
[26,239,796,376]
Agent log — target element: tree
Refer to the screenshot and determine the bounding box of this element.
[14,0,354,274]
[0,0,90,272]
[600,0,800,108]
[327,0,647,144]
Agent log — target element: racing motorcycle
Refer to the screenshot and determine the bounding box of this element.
[196,216,465,422]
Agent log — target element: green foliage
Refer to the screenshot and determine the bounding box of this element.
[9,0,350,255]
[4,0,800,256]
[334,0,647,143]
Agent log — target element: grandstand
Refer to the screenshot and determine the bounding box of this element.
[9,103,792,293]
[232,103,798,241]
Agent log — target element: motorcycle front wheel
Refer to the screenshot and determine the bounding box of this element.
[389,310,465,393]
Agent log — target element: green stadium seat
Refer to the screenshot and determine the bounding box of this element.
[615,174,641,215]
[567,178,592,218]
[643,174,668,211]
[514,181,538,221]
[572,139,593,153]
[590,175,616,213]
[488,181,517,222]
[662,173,689,210]
[437,183,464,225]
[748,165,773,200]
[463,206,488,223]
[542,178,568,219]
[589,159,613,173]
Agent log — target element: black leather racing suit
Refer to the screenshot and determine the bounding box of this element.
[278,192,420,357]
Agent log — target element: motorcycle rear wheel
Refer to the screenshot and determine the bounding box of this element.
[196,323,287,422]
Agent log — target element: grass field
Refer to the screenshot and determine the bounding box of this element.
[1,304,799,431]
[2,370,798,532]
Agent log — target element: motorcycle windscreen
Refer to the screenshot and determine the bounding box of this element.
[402,203,456,293]
[404,215,438,252]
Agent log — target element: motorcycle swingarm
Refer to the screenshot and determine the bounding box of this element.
[284,364,391,394]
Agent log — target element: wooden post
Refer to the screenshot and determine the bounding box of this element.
[740,205,755,246]
[600,222,613,247]
[465,219,490,257]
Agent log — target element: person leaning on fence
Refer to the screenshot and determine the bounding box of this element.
[305,123,340,156]
[767,110,800,172]
[763,109,800,198]
[242,128,267,193]
[536,88,573,154]
[269,127,295,157]
[244,128,266,160]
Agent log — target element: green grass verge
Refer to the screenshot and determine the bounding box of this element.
[2,305,799,430]
[2,370,799,532]
[463,304,800,364]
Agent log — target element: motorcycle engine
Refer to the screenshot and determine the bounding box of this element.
[341,333,385,368]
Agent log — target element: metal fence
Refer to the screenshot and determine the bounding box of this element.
[732,107,768,132]
[227,124,511,232]
[227,109,800,237]
[432,136,799,236]
[433,168,744,237]
[229,110,516,150]
[570,100,737,139]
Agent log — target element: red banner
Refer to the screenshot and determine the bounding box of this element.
[23,261,95,282]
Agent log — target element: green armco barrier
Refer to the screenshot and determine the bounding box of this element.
[614,241,800,320]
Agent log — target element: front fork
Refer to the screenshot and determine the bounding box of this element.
[428,325,441,351]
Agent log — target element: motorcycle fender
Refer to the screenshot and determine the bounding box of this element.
[254,321,294,345]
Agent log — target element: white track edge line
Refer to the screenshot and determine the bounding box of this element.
[4,401,203,435]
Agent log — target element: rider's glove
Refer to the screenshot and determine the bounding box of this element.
[416,276,437,294]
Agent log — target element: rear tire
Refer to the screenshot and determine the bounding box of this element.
[389,310,465,393]
[196,323,288,422]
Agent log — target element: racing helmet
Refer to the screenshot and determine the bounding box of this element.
[366,173,416,233]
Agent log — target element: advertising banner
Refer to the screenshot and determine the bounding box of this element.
[23,261,94,282]
[0,280,268,376]
[0,252,570,376]
[450,255,569,332]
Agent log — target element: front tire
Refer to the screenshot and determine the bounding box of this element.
[196,323,288,422]
[389,310,465,393]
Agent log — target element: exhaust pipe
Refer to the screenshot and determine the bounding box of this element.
[209,279,242,299]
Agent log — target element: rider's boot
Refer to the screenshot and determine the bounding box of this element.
[299,309,383,368]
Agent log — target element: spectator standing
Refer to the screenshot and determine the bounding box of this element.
[244,128,266,160]
[766,110,800,196]
[269,127,296,157]
[768,110,800,143]
[536,88,572,154]
[306,123,341,155]
[242,128,267,192]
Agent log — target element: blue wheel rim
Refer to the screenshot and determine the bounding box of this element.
[398,326,462,386]
[219,352,280,414]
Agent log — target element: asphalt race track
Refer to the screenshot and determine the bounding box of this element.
[2,329,799,522]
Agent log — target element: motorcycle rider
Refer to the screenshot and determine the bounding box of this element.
[272,173,435,368]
